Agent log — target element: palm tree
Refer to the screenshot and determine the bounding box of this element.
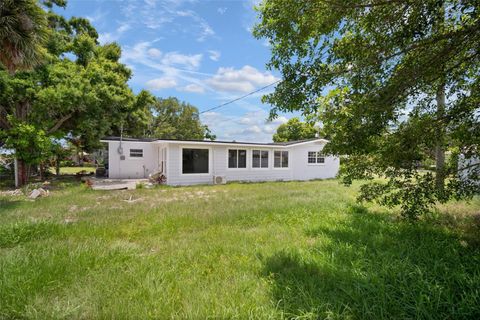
[0,0,47,74]
[0,0,48,186]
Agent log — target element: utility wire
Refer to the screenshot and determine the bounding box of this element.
[199,79,281,114]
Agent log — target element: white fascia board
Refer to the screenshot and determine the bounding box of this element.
[153,140,289,148]
[287,139,329,147]
[100,140,153,144]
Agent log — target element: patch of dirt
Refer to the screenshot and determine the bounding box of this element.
[68,205,91,213]
[63,217,78,224]
[0,189,23,196]
[122,196,144,204]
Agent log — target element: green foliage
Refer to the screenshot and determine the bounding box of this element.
[124,97,215,141]
[0,221,60,248]
[1,120,52,166]
[0,0,154,178]
[151,97,212,140]
[0,0,49,73]
[272,117,317,142]
[254,0,480,219]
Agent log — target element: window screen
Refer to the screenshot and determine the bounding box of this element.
[274,151,289,168]
[308,151,325,164]
[228,149,247,168]
[253,150,268,168]
[130,149,143,158]
[182,148,209,174]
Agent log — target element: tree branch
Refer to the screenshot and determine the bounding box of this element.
[47,113,73,134]
[457,161,480,173]
[0,117,9,130]
[0,106,10,129]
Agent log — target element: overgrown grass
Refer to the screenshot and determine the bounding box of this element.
[49,166,96,175]
[0,179,479,319]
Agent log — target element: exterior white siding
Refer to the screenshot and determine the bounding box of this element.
[166,144,215,185]
[164,141,339,186]
[107,141,159,179]
[105,139,340,185]
[289,141,340,180]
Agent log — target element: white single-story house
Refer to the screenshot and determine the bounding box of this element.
[100,137,340,186]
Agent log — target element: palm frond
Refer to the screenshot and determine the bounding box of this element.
[0,0,48,73]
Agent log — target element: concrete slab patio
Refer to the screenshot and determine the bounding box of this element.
[86,178,150,190]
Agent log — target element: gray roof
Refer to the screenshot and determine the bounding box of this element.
[101,136,323,146]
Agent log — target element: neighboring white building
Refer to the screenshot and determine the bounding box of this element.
[458,154,480,185]
[100,137,340,186]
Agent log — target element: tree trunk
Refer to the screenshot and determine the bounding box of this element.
[15,158,28,187]
[76,145,81,166]
[39,162,44,181]
[435,82,446,192]
[56,156,60,176]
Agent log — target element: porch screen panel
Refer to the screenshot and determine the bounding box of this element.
[261,151,269,168]
[252,150,261,168]
[228,150,237,168]
[238,150,247,168]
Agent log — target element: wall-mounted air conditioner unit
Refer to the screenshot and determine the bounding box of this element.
[213,176,227,185]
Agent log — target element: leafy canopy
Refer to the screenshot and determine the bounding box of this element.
[254,0,480,219]
[0,0,154,174]
[273,117,317,142]
[123,97,216,141]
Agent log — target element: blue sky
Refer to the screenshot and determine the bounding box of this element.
[57,0,295,142]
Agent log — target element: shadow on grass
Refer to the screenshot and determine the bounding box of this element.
[0,199,23,212]
[262,205,480,319]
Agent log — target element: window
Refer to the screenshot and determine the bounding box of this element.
[182,148,209,174]
[308,151,325,164]
[274,151,289,168]
[228,149,247,168]
[252,150,269,168]
[129,149,143,158]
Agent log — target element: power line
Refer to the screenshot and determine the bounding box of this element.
[199,79,281,114]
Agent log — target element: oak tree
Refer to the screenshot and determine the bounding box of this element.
[254,0,480,219]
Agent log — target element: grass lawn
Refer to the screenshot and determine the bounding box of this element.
[0,179,479,319]
[49,166,96,175]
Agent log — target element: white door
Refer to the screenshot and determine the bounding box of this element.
[159,147,167,174]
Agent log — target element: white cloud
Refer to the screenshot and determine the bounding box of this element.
[206,65,279,93]
[122,42,207,75]
[174,10,215,41]
[200,109,291,143]
[217,7,227,15]
[147,48,162,58]
[270,116,289,125]
[117,24,131,33]
[118,1,215,41]
[98,23,131,45]
[179,84,205,93]
[146,77,177,90]
[243,125,262,134]
[161,52,203,70]
[208,50,221,61]
[242,0,262,33]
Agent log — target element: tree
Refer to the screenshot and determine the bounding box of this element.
[254,0,480,219]
[124,97,216,141]
[273,117,317,142]
[0,0,48,74]
[0,0,50,185]
[0,1,153,185]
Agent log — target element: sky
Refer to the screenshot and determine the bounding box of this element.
[57,0,297,142]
